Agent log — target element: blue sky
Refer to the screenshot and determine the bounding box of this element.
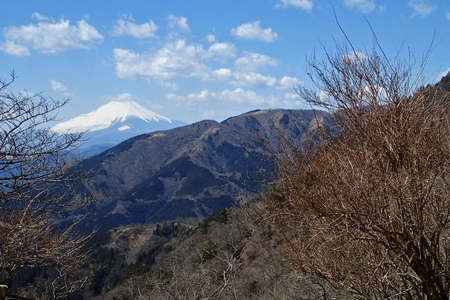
[1,0,449,123]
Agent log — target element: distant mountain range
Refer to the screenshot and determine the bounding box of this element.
[65,108,334,232]
[52,101,184,156]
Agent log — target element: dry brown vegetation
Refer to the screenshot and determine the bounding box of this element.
[0,73,90,299]
[270,41,450,299]
[91,202,346,300]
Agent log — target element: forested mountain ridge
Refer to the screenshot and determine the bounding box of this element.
[68,108,333,232]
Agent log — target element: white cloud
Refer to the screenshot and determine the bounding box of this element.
[168,15,190,31]
[212,68,302,90]
[168,87,303,108]
[231,21,278,43]
[235,51,278,71]
[221,88,274,104]
[0,15,103,55]
[316,90,331,102]
[283,92,299,100]
[50,80,68,93]
[343,50,367,63]
[211,68,278,88]
[113,40,266,85]
[113,40,210,81]
[50,80,72,97]
[112,15,158,39]
[111,34,293,92]
[31,12,49,21]
[279,76,304,90]
[212,68,233,80]
[103,92,138,102]
[276,0,314,11]
[231,72,278,87]
[343,0,379,13]
[20,90,37,98]
[215,70,303,91]
[0,41,30,56]
[343,0,373,13]
[160,81,179,90]
[208,42,237,59]
[201,110,222,119]
[206,34,216,43]
[167,89,212,103]
[168,88,277,105]
[408,0,436,17]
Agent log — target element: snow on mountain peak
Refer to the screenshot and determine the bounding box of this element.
[52,101,172,134]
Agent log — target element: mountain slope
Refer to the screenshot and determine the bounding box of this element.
[69,109,333,231]
[82,202,346,299]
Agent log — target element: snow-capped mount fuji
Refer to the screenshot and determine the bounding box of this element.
[53,101,173,133]
[53,101,184,156]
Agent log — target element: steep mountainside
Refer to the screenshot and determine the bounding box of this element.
[68,197,345,299]
[69,109,333,232]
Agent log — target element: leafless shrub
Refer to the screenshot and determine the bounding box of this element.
[270,39,450,300]
[0,73,90,298]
